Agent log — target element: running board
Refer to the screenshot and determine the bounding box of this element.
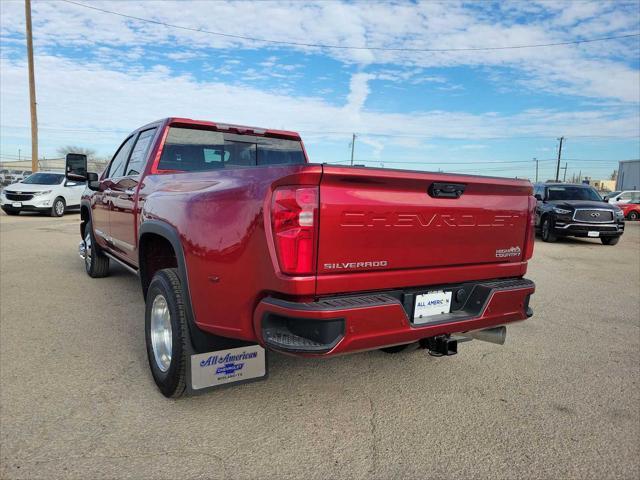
[103,251,139,275]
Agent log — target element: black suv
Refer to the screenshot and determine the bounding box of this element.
[534,183,625,245]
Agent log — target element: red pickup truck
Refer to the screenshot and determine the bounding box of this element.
[66,117,536,397]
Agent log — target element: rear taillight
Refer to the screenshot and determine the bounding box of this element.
[271,186,318,275]
[524,195,536,260]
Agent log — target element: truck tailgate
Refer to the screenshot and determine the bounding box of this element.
[317,166,532,275]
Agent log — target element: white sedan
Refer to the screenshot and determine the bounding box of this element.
[0,172,85,217]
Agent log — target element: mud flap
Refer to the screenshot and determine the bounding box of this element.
[183,323,268,395]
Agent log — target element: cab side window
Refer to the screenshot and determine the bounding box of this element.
[125,128,157,176]
[106,136,135,179]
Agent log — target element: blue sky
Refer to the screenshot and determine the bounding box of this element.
[1,0,639,181]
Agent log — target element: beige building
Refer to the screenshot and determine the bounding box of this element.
[591,179,616,192]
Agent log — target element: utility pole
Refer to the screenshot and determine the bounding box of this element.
[578,170,582,184]
[562,162,568,182]
[533,157,539,182]
[18,149,21,162]
[555,136,564,181]
[25,0,38,173]
[350,133,356,166]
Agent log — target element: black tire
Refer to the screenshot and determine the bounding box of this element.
[145,268,188,398]
[541,216,557,242]
[51,197,65,217]
[84,220,110,278]
[380,344,410,354]
[628,211,639,221]
[2,208,19,216]
[601,236,620,246]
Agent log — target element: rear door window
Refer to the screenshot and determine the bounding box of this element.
[125,128,157,176]
[158,127,304,172]
[106,136,135,179]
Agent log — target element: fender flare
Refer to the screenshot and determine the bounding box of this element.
[138,219,190,302]
[138,219,231,353]
[79,199,92,238]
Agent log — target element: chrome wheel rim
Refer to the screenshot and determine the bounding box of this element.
[55,200,64,216]
[150,294,172,372]
[84,232,92,268]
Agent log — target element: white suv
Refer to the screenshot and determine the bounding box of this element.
[607,190,640,205]
[1,171,85,216]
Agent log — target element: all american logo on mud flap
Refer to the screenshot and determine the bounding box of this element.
[190,345,266,390]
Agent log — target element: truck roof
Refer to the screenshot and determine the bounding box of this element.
[139,117,302,140]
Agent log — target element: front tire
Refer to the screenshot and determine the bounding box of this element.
[84,220,110,277]
[51,197,65,217]
[541,217,557,242]
[145,268,188,398]
[628,211,639,221]
[601,236,620,246]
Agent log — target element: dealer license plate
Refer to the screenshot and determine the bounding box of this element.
[414,290,452,324]
[587,231,599,237]
[12,202,22,208]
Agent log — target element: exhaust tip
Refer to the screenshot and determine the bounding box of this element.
[468,326,506,345]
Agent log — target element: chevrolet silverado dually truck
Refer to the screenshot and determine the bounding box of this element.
[65,118,536,398]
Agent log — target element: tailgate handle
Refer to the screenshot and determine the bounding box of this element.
[428,182,466,199]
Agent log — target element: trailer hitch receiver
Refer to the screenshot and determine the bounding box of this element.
[420,335,458,357]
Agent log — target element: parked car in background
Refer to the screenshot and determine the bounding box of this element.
[0,169,10,184]
[603,191,621,202]
[2,169,30,185]
[533,182,625,245]
[606,190,640,205]
[618,201,640,220]
[0,171,85,216]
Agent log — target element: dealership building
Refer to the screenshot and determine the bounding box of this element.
[616,160,640,191]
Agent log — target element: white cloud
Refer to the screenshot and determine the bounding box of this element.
[1,55,637,159]
[345,73,375,112]
[458,144,488,150]
[0,0,638,101]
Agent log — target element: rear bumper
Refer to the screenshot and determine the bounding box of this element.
[254,277,535,355]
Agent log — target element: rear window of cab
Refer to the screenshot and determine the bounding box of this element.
[158,127,306,172]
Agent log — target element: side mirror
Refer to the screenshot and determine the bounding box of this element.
[87,172,100,191]
[65,153,87,181]
[534,194,543,201]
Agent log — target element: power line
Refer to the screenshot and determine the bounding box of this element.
[300,130,640,139]
[59,0,640,53]
[330,160,628,170]
[2,124,639,140]
[342,158,630,165]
